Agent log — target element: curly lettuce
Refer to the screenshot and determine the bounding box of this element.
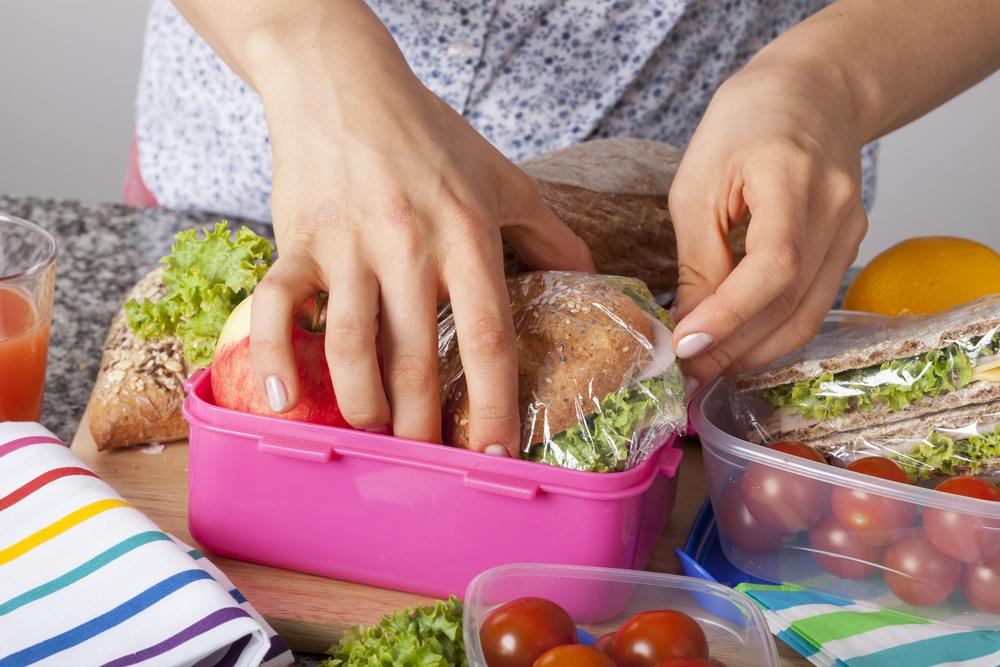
[322,597,466,667]
[761,336,997,421]
[526,364,685,473]
[125,221,273,368]
[893,426,1000,481]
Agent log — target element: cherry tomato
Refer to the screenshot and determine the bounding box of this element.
[883,535,961,606]
[612,610,709,667]
[716,484,787,553]
[923,476,1000,563]
[655,659,719,667]
[961,556,1000,614]
[533,645,615,667]
[831,457,917,546]
[809,514,884,579]
[743,441,830,533]
[480,597,577,667]
[594,632,615,656]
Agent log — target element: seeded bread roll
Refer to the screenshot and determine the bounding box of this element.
[86,267,190,450]
[516,138,749,295]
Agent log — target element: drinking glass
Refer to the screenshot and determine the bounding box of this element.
[0,214,57,421]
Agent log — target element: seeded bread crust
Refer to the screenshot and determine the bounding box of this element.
[442,272,660,448]
[86,267,190,450]
[517,139,749,295]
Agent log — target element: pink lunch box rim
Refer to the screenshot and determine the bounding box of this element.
[183,367,683,501]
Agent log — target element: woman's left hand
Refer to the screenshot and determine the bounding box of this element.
[668,55,868,388]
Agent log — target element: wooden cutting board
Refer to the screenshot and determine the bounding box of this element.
[71,422,804,663]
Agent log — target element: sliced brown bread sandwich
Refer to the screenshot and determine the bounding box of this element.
[732,293,1000,444]
[805,400,1000,481]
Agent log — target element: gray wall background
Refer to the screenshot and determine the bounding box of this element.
[0,0,996,263]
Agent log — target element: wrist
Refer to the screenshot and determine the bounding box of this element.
[241,7,417,115]
[737,47,870,148]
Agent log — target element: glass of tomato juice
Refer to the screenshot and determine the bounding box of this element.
[0,214,56,421]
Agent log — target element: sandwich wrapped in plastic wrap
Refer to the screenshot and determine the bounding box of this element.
[731,294,1000,447]
[438,272,687,472]
[812,402,1000,483]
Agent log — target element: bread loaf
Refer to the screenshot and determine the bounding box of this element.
[86,267,190,450]
[518,138,749,295]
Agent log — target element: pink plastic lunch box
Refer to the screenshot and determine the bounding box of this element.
[182,368,682,598]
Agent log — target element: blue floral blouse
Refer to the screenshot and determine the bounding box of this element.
[136,0,876,222]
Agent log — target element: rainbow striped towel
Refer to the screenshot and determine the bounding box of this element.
[737,583,1000,666]
[0,422,294,667]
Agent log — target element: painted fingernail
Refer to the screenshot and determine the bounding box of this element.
[484,444,510,457]
[676,332,714,359]
[265,375,287,412]
[684,377,700,399]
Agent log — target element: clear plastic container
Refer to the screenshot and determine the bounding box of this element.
[692,378,1000,627]
[182,368,683,599]
[463,563,780,666]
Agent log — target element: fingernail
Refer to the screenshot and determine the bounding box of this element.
[484,444,510,457]
[676,332,714,359]
[265,375,287,412]
[684,377,700,398]
[668,305,679,320]
[365,424,392,435]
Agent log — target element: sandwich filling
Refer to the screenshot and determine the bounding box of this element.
[762,330,1000,428]
[890,423,1000,481]
[525,363,685,473]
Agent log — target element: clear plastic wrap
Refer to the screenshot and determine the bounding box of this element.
[731,296,1000,447]
[437,271,687,472]
[815,405,1000,483]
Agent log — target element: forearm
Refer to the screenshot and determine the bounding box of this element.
[747,0,1000,144]
[169,0,414,102]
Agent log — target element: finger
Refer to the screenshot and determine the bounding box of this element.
[672,165,809,360]
[249,251,325,412]
[730,203,868,370]
[444,230,520,455]
[325,255,391,430]
[682,202,867,383]
[668,163,736,323]
[379,262,442,443]
[502,186,596,272]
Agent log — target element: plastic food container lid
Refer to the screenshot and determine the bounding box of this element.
[464,563,780,667]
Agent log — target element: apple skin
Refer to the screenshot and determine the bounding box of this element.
[211,293,351,427]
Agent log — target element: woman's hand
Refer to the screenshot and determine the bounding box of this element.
[669,0,1000,389]
[669,57,867,387]
[242,16,592,454]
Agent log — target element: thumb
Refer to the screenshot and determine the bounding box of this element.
[503,188,596,273]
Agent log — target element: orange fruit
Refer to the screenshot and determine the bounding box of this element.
[843,237,1000,316]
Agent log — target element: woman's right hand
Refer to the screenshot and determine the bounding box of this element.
[241,10,593,455]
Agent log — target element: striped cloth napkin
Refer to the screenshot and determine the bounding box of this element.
[737,583,1000,667]
[0,422,294,667]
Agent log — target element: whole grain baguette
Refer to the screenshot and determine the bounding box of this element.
[516,138,749,294]
[86,267,190,450]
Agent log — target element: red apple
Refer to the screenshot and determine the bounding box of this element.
[211,293,350,427]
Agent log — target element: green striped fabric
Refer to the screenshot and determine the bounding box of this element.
[736,583,1000,667]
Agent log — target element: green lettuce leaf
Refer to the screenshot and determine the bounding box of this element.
[526,364,686,473]
[893,426,1000,481]
[322,597,466,667]
[761,336,996,421]
[124,222,273,368]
